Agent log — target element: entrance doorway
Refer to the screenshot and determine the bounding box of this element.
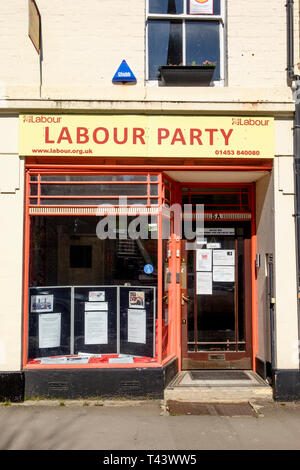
[181,222,252,370]
[165,181,255,371]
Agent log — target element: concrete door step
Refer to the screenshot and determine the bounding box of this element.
[164,371,273,403]
[164,386,273,403]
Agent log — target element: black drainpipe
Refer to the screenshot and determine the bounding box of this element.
[287,0,297,80]
[287,0,300,367]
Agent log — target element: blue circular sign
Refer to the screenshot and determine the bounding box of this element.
[144,264,154,275]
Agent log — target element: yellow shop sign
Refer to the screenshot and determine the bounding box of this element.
[19,114,274,159]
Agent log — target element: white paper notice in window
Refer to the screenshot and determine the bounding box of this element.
[190,0,213,15]
[128,309,146,344]
[196,249,212,272]
[197,272,213,295]
[213,266,235,282]
[84,311,108,345]
[213,250,235,266]
[85,301,108,311]
[39,313,61,349]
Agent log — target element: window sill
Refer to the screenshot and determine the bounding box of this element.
[146,79,225,88]
[24,361,161,370]
[24,354,177,370]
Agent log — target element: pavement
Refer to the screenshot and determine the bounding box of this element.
[1,398,300,450]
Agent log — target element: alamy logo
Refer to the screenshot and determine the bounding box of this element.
[95,199,205,247]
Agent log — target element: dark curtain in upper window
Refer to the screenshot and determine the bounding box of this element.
[148,20,183,79]
[149,0,183,14]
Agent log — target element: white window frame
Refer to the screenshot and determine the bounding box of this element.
[145,0,226,87]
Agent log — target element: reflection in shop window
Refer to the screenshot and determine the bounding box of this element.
[30,216,158,287]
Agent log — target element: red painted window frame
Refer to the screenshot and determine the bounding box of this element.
[23,168,169,370]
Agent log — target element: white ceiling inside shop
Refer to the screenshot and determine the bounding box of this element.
[164,171,270,183]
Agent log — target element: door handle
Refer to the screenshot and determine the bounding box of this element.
[181,293,190,305]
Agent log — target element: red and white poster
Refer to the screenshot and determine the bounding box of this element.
[190,0,214,15]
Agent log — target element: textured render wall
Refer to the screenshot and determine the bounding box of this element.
[0,117,24,371]
[0,2,40,96]
[227,0,299,87]
[0,0,298,99]
[0,0,145,98]
[39,0,145,90]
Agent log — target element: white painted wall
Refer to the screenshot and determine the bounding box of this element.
[255,119,299,370]
[273,156,299,369]
[0,117,24,371]
[0,0,298,99]
[256,173,275,364]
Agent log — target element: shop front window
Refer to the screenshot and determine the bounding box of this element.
[147,0,225,82]
[29,216,158,288]
[27,215,158,365]
[25,172,166,368]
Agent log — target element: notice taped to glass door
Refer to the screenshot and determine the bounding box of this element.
[213,250,235,266]
[196,249,212,272]
[197,272,213,295]
[213,266,235,282]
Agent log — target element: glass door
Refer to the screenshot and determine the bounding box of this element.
[181,222,252,370]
